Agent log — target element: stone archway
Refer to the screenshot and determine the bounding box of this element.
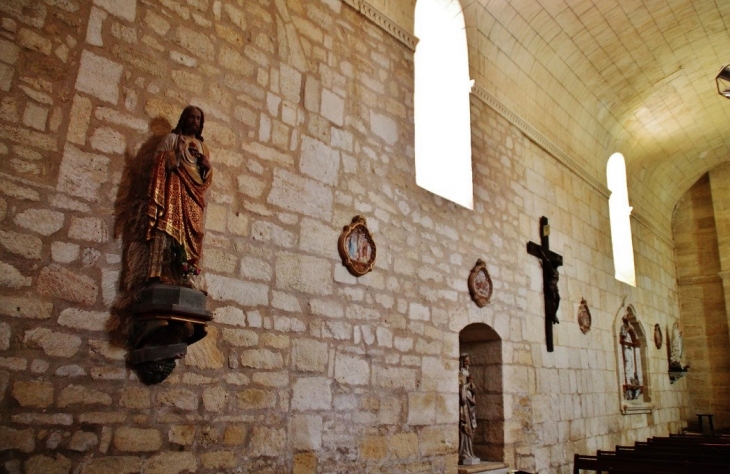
[614,304,653,415]
[459,322,503,462]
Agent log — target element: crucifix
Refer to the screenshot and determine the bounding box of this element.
[527,216,563,352]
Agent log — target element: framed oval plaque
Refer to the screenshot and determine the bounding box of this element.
[654,323,662,349]
[338,215,376,277]
[577,298,592,334]
[468,259,493,307]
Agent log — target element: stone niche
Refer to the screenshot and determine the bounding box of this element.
[459,323,503,462]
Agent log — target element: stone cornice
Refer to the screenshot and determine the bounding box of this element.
[470,84,674,248]
[344,1,673,249]
[678,274,723,286]
[341,0,418,51]
[631,212,673,249]
[470,83,610,200]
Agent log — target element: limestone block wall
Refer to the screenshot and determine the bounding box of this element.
[0,1,688,473]
[710,164,730,272]
[710,164,730,351]
[468,97,687,471]
[673,173,730,429]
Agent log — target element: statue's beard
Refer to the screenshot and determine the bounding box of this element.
[183,124,199,136]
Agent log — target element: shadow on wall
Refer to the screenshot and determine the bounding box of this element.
[460,322,504,462]
[105,117,172,366]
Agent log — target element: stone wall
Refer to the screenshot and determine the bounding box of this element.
[0,1,688,473]
[673,173,730,430]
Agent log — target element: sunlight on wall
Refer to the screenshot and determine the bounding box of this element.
[414,0,473,209]
[607,153,636,286]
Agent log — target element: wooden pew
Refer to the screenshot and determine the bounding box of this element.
[574,432,730,473]
[574,452,687,472]
[670,432,730,441]
[609,447,730,465]
[573,449,730,473]
[603,456,727,473]
[654,435,730,445]
[583,457,726,473]
[630,442,730,458]
[573,454,600,474]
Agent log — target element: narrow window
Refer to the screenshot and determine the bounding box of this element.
[607,153,636,286]
[414,0,473,209]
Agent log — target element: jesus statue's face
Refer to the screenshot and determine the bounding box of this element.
[183,108,202,136]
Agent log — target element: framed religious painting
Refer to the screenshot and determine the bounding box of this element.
[468,259,492,307]
[338,215,376,277]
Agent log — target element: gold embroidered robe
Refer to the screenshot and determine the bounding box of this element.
[146,133,212,280]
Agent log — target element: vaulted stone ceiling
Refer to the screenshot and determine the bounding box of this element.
[373,0,730,232]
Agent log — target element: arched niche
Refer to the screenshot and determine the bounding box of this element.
[459,322,503,462]
[615,305,653,415]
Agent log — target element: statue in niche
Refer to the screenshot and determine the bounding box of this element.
[669,322,683,367]
[128,105,214,384]
[669,321,690,376]
[459,353,480,466]
[620,315,642,401]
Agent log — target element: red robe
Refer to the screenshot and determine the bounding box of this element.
[146,133,212,273]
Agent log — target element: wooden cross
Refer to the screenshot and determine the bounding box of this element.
[527,216,563,352]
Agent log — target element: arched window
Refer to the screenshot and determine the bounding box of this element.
[607,153,636,286]
[414,0,473,209]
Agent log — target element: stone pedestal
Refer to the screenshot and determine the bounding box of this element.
[131,284,212,323]
[457,461,509,474]
[129,284,212,384]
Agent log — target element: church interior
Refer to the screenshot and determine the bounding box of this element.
[0,0,729,472]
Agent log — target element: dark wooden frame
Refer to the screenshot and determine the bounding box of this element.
[468,259,493,307]
[338,215,376,277]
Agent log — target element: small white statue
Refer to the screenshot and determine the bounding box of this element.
[669,321,688,373]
